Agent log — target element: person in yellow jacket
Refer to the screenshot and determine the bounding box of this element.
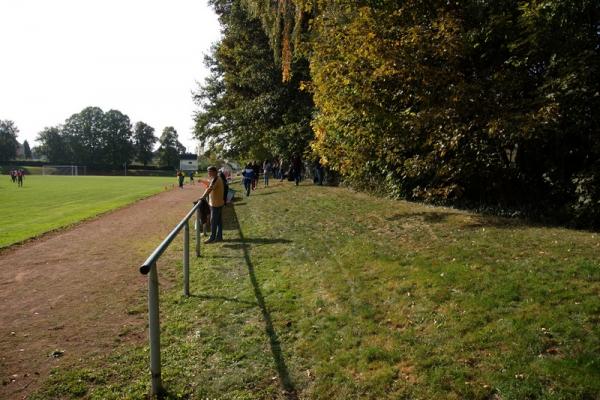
[199,166,224,243]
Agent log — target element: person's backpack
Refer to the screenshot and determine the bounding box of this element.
[219,172,229,202]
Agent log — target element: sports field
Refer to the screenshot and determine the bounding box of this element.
[0,175,177,248]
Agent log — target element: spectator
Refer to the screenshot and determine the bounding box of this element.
[199,166,225,243]
[242,163,255,197]
[291,155,303,186]
[252,161,260,190]
[263,159,272,187]
[177,170,185,189]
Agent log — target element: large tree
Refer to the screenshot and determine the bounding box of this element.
[239,0,600,225]
[194,0,313,161]
[0,120,19,161]
[133,121,158,166]
[158,126,184,168]
[102,109,134,167]
[62,106,105,165]
[36,126,70,163]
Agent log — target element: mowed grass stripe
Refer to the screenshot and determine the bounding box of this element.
[30,181,600,400]
[0,175,175,248]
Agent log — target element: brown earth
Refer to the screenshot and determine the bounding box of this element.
[0,183,206,399]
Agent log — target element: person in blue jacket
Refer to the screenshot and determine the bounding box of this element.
[242,163,255,197]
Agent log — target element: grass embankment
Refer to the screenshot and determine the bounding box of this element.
[31,181,599,399]
[0,175,176,248]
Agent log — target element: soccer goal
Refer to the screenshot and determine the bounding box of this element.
[41,165,87,176]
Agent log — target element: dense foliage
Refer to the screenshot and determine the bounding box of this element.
[197,0,600,226]
[193,0,313,161]
[309,1,600,223]
[36,107,160,167]
[133,122,158,166]
[158,126,185,169]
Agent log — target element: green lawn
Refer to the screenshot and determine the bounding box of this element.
[30,181,600,399]
[0,175,176,248]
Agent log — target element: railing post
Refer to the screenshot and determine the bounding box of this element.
[148,262,162,396]
[195,208,201,257]
[183,221,190,297]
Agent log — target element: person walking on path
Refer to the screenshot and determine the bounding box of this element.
[263,159,272,187]
[189,171,195,184]
[177,170,185,189]
[242,163,255,197]
[17,169,24,187]
[199,166,225,243]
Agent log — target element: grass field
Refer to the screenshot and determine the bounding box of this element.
[0,175,177,248]
[29,181,600,399]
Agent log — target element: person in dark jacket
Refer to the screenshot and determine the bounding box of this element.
[291,155,303,186]
[242,164,255,197]
[251,161,260,191]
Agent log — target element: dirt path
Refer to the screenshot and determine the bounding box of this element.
[0,183,205,399]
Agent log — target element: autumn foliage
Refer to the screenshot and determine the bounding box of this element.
[198,0,600,226]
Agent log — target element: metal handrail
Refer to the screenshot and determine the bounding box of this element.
[139,198,204,396]
[140,201,201,275]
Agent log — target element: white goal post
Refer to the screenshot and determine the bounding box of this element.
[42,165,87,176]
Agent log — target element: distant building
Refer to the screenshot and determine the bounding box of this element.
[179,153,198,171]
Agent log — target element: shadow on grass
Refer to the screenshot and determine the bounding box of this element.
[386,211,525,229]
[190,293,257,307]
[227,204,299,400]
[220,235,292,251]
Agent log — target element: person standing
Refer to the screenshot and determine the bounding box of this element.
[279,159,286,181]
[189,171,195,184]
[263,159,272,187]
[10,169,16,184]
[199,166,225,243]
[251,161,260,191]
[314,159,324,186]
[291,155,303,186]
[177,170,185,189]
[242,163,255,197]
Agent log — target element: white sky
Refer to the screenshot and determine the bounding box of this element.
[0,0,221,153]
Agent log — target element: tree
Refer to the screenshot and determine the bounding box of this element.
[62,106,105,165]
[102,109,134,167]
[133,121,158,166]
[23,140,32,159]
[36,126,70,163]
[0,120,19,161]
[194,0,313,161]
[158,126,184,168]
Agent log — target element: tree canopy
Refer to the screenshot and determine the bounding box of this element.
[193,0,313,161]
[196,0,600,226]
[158,126,185,169]
[133,121,158,166]
[36,107,158,167]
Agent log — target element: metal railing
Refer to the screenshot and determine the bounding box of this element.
[139,200,202,396]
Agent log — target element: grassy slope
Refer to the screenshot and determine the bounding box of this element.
[31,181,599,400]
[0,175,176,248]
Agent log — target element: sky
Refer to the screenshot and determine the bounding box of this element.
[0,0,221,153]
